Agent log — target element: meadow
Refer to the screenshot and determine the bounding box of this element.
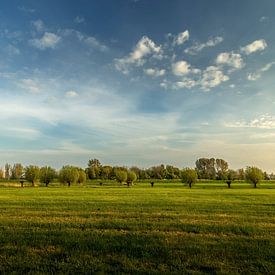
[0,181,274,274]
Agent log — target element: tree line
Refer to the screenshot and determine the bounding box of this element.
[0,158,271,188]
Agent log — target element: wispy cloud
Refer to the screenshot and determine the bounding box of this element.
[65,90,79,98]
[31,19,45,32]
[29,32,61,50]
[18,6,35,13]
[144,68,165,77]
[247,62,275,81]
[18,79,41,94]
[185,36,223,55]
[225,114,275,129]
[74,16,85,24]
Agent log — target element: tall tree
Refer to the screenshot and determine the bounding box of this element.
[195,158,216,179]
[215,159,228,180]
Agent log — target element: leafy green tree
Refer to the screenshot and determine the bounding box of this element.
[59,166,79,187]
[181,168,198,188]
[225,169,237,188]
[11,163,24,180]
[25,165,40,187]
[40,166,56,187]
[245,166,264,188]
[195,158,216,179]
[126,171,137,187]
[101,166,112,180]
[87,158,102,179]
[115,170,127,184]
[77,168,87,185]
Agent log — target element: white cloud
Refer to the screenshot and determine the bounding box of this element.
[144,68,165,77]
[31,19,45,32]
[19,79,41,94]
[175,30,189,45]
[247,62,275,81]
[200,66,229,91]
[216,52,244,71]
[85,36,108,52]
[115,36,162,74]
[74,16,85,24]
[172,60,191,76]
[185,36,223,55]
[175,78,197,89]
[225,114,275,129]
[65,90,79,98]
[29,32,61,50]
[241,39,267,55]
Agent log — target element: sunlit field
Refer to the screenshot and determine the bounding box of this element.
[0,181,274,274]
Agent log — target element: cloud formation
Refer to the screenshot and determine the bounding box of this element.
[241,39,267,55]
[185,36,223,55]
[114,36,162,74]
[216,52,244,71]
[30,32,61,50]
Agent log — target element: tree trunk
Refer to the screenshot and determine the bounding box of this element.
[32,181,35,187]
[189,182,192,189]
[68,181,71,187]
[46,182,49,187]
[254,182,257,188]
[20,181,24,188]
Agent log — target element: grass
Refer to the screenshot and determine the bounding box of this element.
[0,181,275,274]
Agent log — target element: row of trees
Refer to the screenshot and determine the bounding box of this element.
[85,158,272,181]
[0,158,268,188]
[181,166,264,188]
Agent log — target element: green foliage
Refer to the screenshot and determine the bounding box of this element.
[245,166,264,188]
[40,166,56,187]
[59,166,79,187]
[226,169,238,188]
[181,168,198,188]
[115,170,127,184]
[77,169,87,185]
[24,165,40,186]
[127,171,137,186]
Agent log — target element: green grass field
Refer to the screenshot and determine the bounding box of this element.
[0,182,275,274]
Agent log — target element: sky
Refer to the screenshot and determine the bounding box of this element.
[0,0,275,171]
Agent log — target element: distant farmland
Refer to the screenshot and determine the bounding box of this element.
[0,181,274,274]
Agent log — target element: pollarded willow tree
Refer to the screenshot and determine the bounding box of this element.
[115,170,127,184]
[181,168,198,189]
[245,166,264,188]
[24,165,40,187]
[126,171,137,187]
[40,166,57,187]
[59,166,79,187]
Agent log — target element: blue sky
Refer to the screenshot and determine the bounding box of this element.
[1,0,275,171]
